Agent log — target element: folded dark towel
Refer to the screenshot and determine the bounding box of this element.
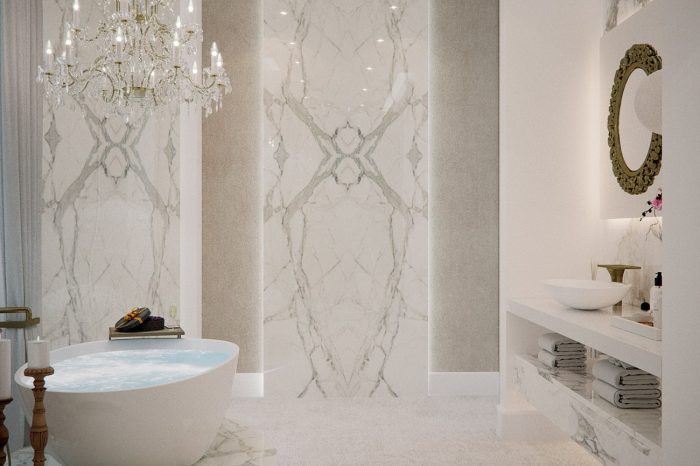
[115,307,151,332]
[137,316,165,332]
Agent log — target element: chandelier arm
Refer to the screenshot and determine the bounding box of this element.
[185,74,220,92]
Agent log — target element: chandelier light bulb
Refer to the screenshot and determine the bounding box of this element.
[72,0,80,27]
[210,42,218,69]
[45,40,54,67]
[176,15,181,29]
[192,60,199,84]
[217,52,223,70]
[172,32,181,65]
[188,0,194,14]
[115,26,124,43]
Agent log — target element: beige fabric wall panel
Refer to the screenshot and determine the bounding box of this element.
[430,0,499,372]
[202,0,263,372]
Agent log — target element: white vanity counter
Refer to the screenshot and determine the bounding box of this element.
[509,298,661,376]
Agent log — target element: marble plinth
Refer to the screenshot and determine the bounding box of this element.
[515,353,661,466]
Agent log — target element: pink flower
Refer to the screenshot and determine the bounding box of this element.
[651,198,662,211]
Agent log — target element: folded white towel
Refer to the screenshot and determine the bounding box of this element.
[592,359,659,388]
[538,333,585,353]
[592,380,661,409]
[538,350,586,369]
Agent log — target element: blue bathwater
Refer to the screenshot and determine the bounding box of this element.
[43,349,229,392]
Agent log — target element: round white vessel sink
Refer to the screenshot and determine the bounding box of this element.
[543,279,631,310]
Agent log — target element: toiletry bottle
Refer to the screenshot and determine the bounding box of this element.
[650,272,663,329]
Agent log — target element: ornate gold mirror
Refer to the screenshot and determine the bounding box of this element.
[607,43,662,195]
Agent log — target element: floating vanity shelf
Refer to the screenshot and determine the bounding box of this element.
[509,298,661,377]
[515,353,661,465]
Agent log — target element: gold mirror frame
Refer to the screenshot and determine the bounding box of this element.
[608,43,662,195]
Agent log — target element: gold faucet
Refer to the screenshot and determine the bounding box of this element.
[597,264,641,314]
[0,307,41,329]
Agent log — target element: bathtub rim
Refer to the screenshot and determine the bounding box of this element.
[14,337,239,394]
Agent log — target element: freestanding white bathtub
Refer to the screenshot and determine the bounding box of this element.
[14,338,238,466]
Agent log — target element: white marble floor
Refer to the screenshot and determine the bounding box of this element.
[13,397,600,465]
[230,397,600,466]
[11,418,276,466]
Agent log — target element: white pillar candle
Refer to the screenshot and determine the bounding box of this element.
[0,339,11,399]
[72,0,80,29]
[210,42,218,71]
[27,337,50,369]
[45,40,54,68]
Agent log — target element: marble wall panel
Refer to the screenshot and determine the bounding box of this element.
[606,0,655,31]
[41,1,180,347]
[263,0,428,397]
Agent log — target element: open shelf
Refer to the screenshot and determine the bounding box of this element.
[509,298,661,377]
[515,353,661,465]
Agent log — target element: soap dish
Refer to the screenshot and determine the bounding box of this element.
[610,313,661,340]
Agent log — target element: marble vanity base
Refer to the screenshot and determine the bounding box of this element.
[11,418,276,466]
[514,353,661,466]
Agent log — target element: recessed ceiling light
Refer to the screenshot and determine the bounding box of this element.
[280,11,287,15]
[295,60,301,64]
[376,38,384,43]
[362,87,368,92]
[360,103,365,107]
[300,79,305,83]
[289,41,296,45]
[390,5,398,10]
[366,66,373,71]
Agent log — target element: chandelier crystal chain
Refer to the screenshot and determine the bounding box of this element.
[37,0,231,121]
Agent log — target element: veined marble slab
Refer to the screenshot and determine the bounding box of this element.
[41,0,180,347]
[515,354,661,466]
[263,0,428,397]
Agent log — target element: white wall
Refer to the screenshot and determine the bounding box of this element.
[499,0,601,406]
[662,0,700,462]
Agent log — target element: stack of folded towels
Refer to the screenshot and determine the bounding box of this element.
[537,333,586,369]
[592,357,661,409]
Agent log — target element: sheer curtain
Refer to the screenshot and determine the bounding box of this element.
[0,0,43,453]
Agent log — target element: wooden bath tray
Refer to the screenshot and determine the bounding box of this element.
[108,326,185,340]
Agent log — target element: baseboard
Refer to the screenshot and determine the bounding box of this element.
[428,372,500,397]
[496,404,568,441]
[232,372,264,398]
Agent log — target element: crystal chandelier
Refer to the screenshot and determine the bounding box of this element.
[37,0,231,121]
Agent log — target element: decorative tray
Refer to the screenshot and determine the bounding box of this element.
[108,326,185,340]
[610,313,661,341]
